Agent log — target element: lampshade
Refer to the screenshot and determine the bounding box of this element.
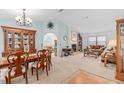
[107,39,116,47]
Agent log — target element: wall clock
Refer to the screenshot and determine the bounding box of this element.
[47,22,54,29]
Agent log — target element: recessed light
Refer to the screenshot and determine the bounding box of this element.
[82,16,88,20]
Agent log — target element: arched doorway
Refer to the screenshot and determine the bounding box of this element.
[43,33,57,56]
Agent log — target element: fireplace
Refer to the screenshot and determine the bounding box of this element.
[72,44,76,52]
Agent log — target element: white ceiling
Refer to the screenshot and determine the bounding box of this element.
[0,9,124,33]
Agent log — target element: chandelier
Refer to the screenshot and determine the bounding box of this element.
[15,9,32,26]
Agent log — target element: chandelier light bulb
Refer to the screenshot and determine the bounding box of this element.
[26,18,32,23]
[15,16,22,21]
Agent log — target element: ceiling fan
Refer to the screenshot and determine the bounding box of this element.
[58,9,64,12]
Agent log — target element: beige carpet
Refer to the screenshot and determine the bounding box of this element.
[62,69,116,84]
[0,52,123,84]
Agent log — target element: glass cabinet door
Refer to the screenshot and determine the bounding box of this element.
[14,32,21,49]
[30,34,34,48]
[7,32,12,49]
[120,24,124,72]
[23,33,29,52]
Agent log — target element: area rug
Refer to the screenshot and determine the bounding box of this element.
[62,69,116,84]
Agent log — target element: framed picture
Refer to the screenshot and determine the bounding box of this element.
[71,31,77,42]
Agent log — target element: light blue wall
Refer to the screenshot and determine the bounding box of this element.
[57,20,69,56]
[0,19,70,58]
[35,19,69,56]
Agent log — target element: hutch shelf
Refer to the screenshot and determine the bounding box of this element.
[1,26,36,57]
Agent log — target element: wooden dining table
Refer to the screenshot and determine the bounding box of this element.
[0,53,38,69]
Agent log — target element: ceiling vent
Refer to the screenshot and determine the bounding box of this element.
[82,16,89,20]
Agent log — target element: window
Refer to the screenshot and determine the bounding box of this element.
[88,36,106,45]
[88,36,96,45]
[97,36,106,45]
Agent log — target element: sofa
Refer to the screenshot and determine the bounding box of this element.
[89,45,105,55]
[83,45,105,58]
[101,47,116,64]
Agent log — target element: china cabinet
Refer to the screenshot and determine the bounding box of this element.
[116,19,124,81]
[1,26,36,57]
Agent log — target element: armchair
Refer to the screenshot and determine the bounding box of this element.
[101,47,117,67]
[83,46,98,59]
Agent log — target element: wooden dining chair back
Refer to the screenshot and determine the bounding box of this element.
[42,49,52,68]
[31,49,49,81]
[37,50,47,66]
[22,52,29,68]
[22,52,29,61]
[46,49,52,70]
[6,51,28,84]
[47,49,52,65]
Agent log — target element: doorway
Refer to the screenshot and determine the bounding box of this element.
[43,33,57,56]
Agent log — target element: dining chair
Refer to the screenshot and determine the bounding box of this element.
[31,49,49,81]
[5,52,28,84]
[23,52,29,69]
[46,49,52,71]
[41,49,52,71]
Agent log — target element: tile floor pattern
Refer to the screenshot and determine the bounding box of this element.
[63,69,116,84]
[0,52,123,84]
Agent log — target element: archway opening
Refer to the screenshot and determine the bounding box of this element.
[43,33,57,56]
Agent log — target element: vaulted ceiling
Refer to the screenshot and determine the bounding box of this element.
[0,9,124,33]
